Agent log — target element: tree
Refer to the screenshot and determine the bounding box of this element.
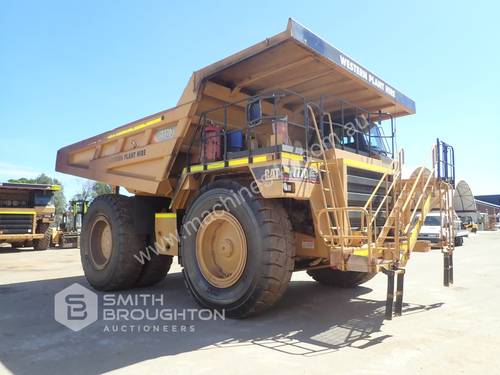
[72,181,112,202]
[72,180,94,202]
[8,173,67,214]
[92,182,113,197]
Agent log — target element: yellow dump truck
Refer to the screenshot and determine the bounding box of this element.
[56,19,456,319]
[0,182,60,250]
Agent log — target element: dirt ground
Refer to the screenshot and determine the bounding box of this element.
[1,231,499,375]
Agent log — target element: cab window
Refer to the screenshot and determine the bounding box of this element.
[34,191,55,206]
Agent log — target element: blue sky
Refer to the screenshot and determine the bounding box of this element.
[1,1,499,199]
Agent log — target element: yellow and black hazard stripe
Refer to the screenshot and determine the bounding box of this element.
[182,151,393,176]
[182,152,308,175]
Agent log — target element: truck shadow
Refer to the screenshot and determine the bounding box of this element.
[0,273,443,375]
[0,246,31,253]
[0,246,78,253]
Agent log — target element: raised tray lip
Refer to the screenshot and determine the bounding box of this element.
[194,18,415,115]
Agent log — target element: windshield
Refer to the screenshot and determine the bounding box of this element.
[424,216,442,226]
[363,124,389,155]
[34,191,55,207]
[461,216,472,224]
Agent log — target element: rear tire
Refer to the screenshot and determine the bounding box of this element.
[33,223,53,251]
[454,236,464,247]
[181,180,295,318]
[135,250,173,288]
[80,194,144,291]
[307,268,376,288]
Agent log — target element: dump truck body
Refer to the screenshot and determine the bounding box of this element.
[56,19,456,318]
[0,183,59,250]
[56,19,414,196]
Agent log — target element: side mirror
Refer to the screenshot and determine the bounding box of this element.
[247,99,262,127]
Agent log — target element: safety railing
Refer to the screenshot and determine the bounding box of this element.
[317,93,396,159]
[436,138,456,188]
[363,149,404,241]
[317,206,373,258]
[185,89,311,171]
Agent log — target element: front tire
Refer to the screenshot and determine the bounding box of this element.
[80,194,144,291]
[181,180,295,318]
[454,236,464,247]
[307,268,376,287]
[33,223,53,251]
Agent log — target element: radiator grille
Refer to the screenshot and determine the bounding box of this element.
[347,167,391,228]
[0,213,34,234]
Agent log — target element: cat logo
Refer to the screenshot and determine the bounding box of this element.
[264,167,281,181]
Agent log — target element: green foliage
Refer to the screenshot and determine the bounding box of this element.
[7,173,67,214]
[92,182,113,197]
[72,181,113,202]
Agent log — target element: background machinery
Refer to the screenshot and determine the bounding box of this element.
[56,19,457,318]
[0,182,59,250]
[51,199,88,248]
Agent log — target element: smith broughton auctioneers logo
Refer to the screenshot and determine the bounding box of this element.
[54,282,224,333]
[54,283,98,331]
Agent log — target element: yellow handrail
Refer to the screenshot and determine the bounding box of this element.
[306,105,345,248]
[317,206,373,261]
[403,166,436,235]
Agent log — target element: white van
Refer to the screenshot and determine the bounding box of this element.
[417,212,468,247]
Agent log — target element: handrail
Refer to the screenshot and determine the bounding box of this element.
[363,156,396,212]
[398,145,438,234]
[369,170,401,225]
[323,111,353,241]
[307,104,345,249]
[317,207,373,261]
[323,112,348,207]
[400,166,425,214]
[403,166,436,235]
[363,149,403,244]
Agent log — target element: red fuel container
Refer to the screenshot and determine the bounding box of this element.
[203,126,222,162]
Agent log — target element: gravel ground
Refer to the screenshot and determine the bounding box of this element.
[0,231,498,375]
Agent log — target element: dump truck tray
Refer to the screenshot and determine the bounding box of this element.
[56,19,415,196]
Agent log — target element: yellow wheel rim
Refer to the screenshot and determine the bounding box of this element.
[196,211,247,288]
[90,216,113,270]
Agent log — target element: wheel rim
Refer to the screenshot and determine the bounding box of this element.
[196,211,247,288]
[89,215,113,270]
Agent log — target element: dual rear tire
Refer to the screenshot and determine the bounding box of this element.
[80,195,172,291]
